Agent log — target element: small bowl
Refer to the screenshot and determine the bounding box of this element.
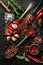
[34,36,42,44]
[29,44,39,55]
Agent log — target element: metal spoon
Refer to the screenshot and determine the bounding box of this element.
[5,35,28,58]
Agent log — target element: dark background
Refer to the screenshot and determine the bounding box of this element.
[0,0,43,65]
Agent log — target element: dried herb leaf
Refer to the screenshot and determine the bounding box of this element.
[25,57,29,62]
[16,55,24,59]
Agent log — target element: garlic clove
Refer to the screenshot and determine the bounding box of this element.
[11,37,17,41]
[12,24,18,29]
[14,34,19,38]
[6,36,11,41]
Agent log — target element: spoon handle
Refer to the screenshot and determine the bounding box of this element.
[18,2,35,21]
[16,35,28,47]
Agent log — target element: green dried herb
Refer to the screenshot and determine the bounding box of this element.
[7,0,25,15]
[8,0,19,15]
[16,55,24,59]
[16,53,29,62]
[25,57,29,62]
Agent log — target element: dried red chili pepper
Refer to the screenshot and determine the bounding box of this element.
[36,7,43,15]
[27,55,43,63]
[8,26,13,31]
[8,23,12,27]
[7,28,13,34]
[24,45,29,53]
[13,20,19,24]
[35,12,43,21]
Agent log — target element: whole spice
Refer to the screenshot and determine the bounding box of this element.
[6,36,11,41]
[14,34,19,38]
[12,24,18,29]
[11,36,17,41]
[35,12,43,21]
[8,26,13,31]
[13,21,19,24]
[0,1,11,12]
[7,28,13,34]
[27,55,43,63]
[36,7,43,15]
[11,34,19,41]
